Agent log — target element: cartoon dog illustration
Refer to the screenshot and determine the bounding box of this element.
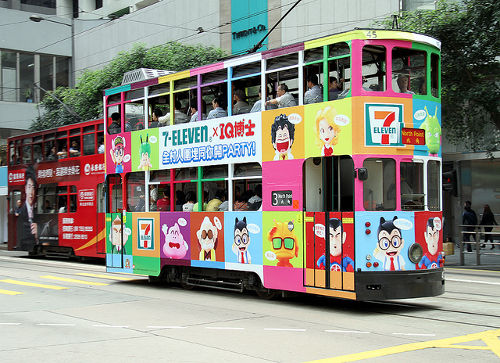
[232,217,251,264]
[268,220,299,267]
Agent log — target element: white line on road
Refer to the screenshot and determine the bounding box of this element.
[147,326,187,329]
[447,278,500,286]
[264,328,306,332]
[36,323,76,327]
[92,325,129,328]
[325,330,371,334]
[206,327,245,330]
[0,322,22,325]
[392,332,436,337]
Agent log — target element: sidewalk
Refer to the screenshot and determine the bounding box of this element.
[445,244,500,271]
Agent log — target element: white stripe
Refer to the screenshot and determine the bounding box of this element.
[264,328,306,332]
[147,326,187,329]
[325,330,370,334]
[206,327,245,330]
[92,325,129,328]
[0,322,22,326]
[447,278,500,286]
[392,333,436,337]
[36,323,76,327]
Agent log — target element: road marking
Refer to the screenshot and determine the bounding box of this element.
[264,328,306,332]
[206,327,245,330]
[392,333,436,337]
[36,323,76,327]
[92,325,129,328]
[308,328,500,362]
[76,273,133,281]
[0,323,22,325]
[447,278,500,286]
[147,326,187,329]
[446,267,500,274]
[0,288,23,295]
[0,279,67,290]
[325,330,370,334]
[40,275,109,286]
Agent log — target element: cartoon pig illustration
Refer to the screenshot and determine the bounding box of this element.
[162,223,188,259]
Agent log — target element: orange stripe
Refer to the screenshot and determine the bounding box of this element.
[75,227,106,251]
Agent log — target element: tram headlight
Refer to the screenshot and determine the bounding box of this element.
[408,243,423,264]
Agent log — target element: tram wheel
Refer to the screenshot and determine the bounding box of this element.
[255,287,278,300]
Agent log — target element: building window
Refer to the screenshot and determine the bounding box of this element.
[95,0,103,9]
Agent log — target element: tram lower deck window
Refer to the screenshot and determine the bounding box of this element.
[363,158,395,211]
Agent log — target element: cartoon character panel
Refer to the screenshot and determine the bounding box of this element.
[131,128,159,172]
[262,159,303,211]
[160,212,191,266]
[262,106,304,162]
[412,99,441,156]
[304,99,353,158]
[106,212,133,273]
[263,211,303,268]
[355,211,416,272]
[223,212,263,268]
[190,212,225,269]
[107,133,131,174]
[414,212,443,269]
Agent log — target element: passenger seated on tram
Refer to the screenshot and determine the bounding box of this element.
[232,89,251,115]
[328,77,344,100]
[98,137,105,154]
[157,190,170,211]
[206,189,225,211]
[189,99,206,122]
[47,146,58,161]
[69,140,80,157]
[207,97,228,120]
[250,86,277,113]
[234,190,252,211]
[134,186,145,212]
[266,83,297,109]
[157,100,189,126]
[57,147,68,159]
[396,74,415,95]
[183,191,196,212]
[248,184,262,211]
[108,112,121,134]
[304,74,322,104]
[150,108,163,128]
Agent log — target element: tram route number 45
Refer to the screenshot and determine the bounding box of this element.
[272,190,293,207]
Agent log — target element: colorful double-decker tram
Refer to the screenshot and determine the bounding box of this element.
[104,29,444,300]
[7,119,106,258]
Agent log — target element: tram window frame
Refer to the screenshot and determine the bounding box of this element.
[265,66,300,107]
[201,82,227,118]
[427,160,441,211]
[328,42,351,100]
[33,142,42,163]
[97,183,105,213]
[362,158,396,211]
[431,53,440,98]
[9,190,22,214]
[106,174,123,213]
[232,162,262,211]
[83,132,96,156]
[361,45,387,92]
[148,94,170,128]
[201,164,228,212]
[37,184,57,214]
[124,101,145,132]
[69,135,81,157]
[303,61,324,105]
[125,172,146,212]
[106,103,121,135]
[231,75,260,116]
[400,161,424,211]
[171,88,195,125]
[392,47,426,95]
[56,138,68,159]
[22,144,32,164]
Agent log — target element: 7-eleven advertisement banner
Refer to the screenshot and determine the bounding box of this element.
[137,218,154,250]
[365,104,404,147]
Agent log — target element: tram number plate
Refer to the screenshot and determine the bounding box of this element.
[271,190,293,206]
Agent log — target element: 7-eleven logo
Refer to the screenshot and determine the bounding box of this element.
[138,218,154,250]
[365,104,404,146]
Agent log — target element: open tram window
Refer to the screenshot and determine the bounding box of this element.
[431,53,440,98]
[69,136,81,157]
[172,167,197,211]
[57,186,68,213]
[427,161,440,211]
[266,67,299,108]
[201,165,228,212]
[202,83,227,120]
[400,161,424,211]
[172,77,196,125]
[303,156,354,212]
[392,48,426,95]
[231,75,260,116]
[362,158,395,211]
[56,137,68,159]
[9,190,22,214]
[69,186,77,213]
[303,61,324,105]
[106,174,123,213]
[107,104,121,135]
[126,172,145,212]
[124,101,145,132]
[361,45,386,92]
[83,133,95,156]
[328,42,351,100]
[33,142,42,163]
[233,162,262,211]
[22,143,32,165]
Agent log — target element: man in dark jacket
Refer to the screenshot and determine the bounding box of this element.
[462,201,478,252]
[16,167,38,251]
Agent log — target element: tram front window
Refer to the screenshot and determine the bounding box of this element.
[400,162,424,211]
[363,158,395,211]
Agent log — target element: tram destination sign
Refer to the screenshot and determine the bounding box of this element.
[402,128,426,145]
[271,190,293,207]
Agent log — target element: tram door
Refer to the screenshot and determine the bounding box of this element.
[304,157,354,290]
[96,183,106,254]
[106,175,124,268]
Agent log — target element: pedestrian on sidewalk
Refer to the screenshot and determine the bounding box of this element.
[480,204,497,249]
[462,201,478,252]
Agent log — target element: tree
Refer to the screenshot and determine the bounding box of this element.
[31,42,226,131]
[376,0,500,152]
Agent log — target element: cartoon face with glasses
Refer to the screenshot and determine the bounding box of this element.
[110,136,125,173]
[196,216,220,261]
[374,216,405,271]
[232,217,251,264]
[268,220,299,267]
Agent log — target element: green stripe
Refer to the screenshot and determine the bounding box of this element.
[105,84,131,96]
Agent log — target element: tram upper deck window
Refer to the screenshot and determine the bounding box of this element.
[392,48,426,95]
[362,45,386,92]
[400,161,424,211]
[148,95,169,128]
[83,133,95,155]
[328,42,351,100]
[266,67,299,108]
[33,142,42,163]
[431,53,439,97]
[363,158,395,211]
[125,102,144,132]
[427,161,440,211]
[107,104,121,135]
[22,144,32,164]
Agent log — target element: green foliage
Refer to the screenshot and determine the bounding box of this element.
[376,0,500,152]
[31,42,226,131]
